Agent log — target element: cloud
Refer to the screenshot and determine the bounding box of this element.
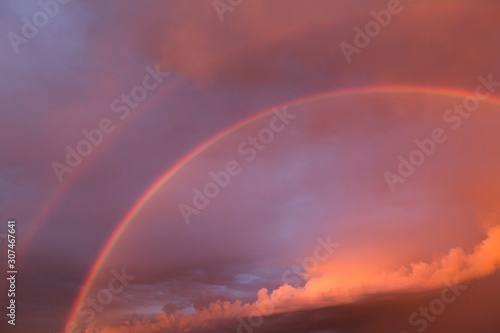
[85,224,500,332]
[3,1,500,332]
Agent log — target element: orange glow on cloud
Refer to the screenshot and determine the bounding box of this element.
[85,224,500,332]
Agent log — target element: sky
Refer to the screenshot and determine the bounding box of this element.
[1,1,500,333]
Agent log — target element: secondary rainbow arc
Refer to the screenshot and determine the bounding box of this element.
[18,80,181,258]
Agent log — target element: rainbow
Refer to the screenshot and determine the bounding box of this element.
[3,77,180,311]
[64,85,500,331]
[17,78,182,259]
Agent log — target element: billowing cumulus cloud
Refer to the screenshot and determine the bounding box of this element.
[82,213,500,332]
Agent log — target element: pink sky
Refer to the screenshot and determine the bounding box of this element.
[1,1,500,333]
